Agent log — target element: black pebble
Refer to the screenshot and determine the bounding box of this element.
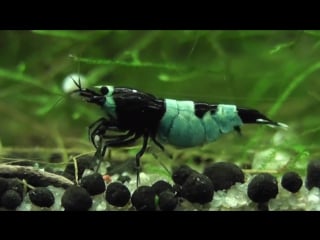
[151,180,174,195]
[306,160,320,190]
[117,175,131,184]
[24,175,50,188]
[172,165,198,185]
[105,182,131,207]
[247,173,278,203]
[281,172,303,193]
[0,177,9,197]
[49,153,63,163]
[80,173,106,195]
[61,186,92,211]
[158,190,178,211]
[257,202,269,211]
[193,156,212,165]
[61,172,75,181]
[203,162,244,191]
[181,173,214,204]
[29,187,55,208]
[241,162,252,170]
[7,178,24,198]
[131,186,156,211]
[64,155,94,181]
[1,190,22,210]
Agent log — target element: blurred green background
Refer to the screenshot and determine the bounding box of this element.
[0,30,319,173]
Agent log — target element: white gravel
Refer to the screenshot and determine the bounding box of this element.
[12,171,320,211]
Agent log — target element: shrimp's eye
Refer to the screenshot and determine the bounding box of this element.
[100,86,109,95]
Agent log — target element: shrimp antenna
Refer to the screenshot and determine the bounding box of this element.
[72,77,82,90]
